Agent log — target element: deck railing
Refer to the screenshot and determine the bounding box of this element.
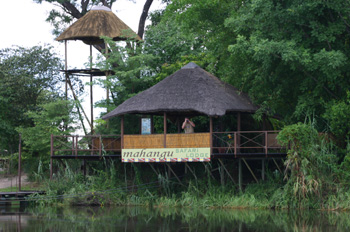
[51,131,283,158]
[51,134,121,157]
[212,131,283,157]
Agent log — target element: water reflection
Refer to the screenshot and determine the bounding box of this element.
[0,205,349,231]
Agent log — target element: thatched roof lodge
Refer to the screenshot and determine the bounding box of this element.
[56,5,141,44]
[103,62,258,119]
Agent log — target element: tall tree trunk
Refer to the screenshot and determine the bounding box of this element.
[138,0,154,39]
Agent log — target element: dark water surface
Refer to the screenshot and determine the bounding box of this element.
[0,205,349,231]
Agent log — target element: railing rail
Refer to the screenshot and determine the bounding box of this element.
[212,131,283,157]
[51,134,121,157]
[51,131,283,158]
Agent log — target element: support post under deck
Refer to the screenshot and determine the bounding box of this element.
[238,159,242,192]
[262,159,265,181]
[163,112,167,148]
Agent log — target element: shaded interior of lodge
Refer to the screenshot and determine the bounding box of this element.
[50,5,286,189]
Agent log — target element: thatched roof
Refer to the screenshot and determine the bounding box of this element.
[56,6,141,44]
[102,62,258,119]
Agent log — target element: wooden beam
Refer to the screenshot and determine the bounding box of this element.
[50,134,53,180]
[151,115,154,134]
[185,163,198,182]
[262,159,265,181]
[90,45,94,134]
[242,158,259,183]
[121,116,124,149]
[149,163,159,176]
[210,116,213,156]
[237,112,241,154]
[65,40,68,100]
[218,158,237,185]
[166,163,184,186]
[203,163,216,180]
[163,112,167,148]
[272,158,283,174]
[18,134,22,191]
[238,159,242,191]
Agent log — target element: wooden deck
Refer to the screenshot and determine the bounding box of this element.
[51,131,285,159]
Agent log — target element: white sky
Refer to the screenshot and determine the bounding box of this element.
[0,0,163,132]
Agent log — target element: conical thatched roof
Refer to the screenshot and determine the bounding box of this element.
[103,62,258,119]
[56,6,141,44]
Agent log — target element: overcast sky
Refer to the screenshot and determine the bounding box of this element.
[0,0,163,66]
[0,0,163,130]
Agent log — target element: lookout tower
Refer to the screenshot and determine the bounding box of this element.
[56,5,141,134]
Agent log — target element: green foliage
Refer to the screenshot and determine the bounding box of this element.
[17,99,77,154]
[16,99,78,174]
[225,0,350,125]
[277,122,341,208]
[323,92,350,140]
[96,38,156,108]
[0,45,63,153]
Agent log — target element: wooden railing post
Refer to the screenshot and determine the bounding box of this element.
[99,135,102,157]
[18,134,22,191]
[163,112,167,148]
[234,132,237,158]
[75,135,78,158]
[50,134,53,180]
[265,131,268,157]
[71,135,74,156]
[210,116,213,155]
[121,116,124,150]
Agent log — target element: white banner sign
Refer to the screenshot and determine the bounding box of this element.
[122,147,210,162]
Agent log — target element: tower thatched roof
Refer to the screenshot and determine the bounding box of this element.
[56,6,141,44]
[102,62,258,119]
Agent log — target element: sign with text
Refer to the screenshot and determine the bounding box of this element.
[141,118,151,135]
[122,148,211,162]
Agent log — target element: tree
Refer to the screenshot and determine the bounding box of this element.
[17,98,78,172]
[225,0,350,126]
[0,45,63,153]
[33,0,154,40]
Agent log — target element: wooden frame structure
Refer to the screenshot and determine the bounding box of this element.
[50,62,287,189]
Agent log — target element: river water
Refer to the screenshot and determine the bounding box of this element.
[0,205,349,231]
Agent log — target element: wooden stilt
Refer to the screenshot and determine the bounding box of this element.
[124,163,128,190]
[90,45,94,134]
[65,40,68,100]
[166,163,183,186]
[218,158,237,185]
[83,160,87,177]
[150,115,154,134]
[238,159,242,191]
[262,159,265,181]
[242,158,259,183]
[210,116,213,155]
[220,160,225,186]
[18,134,22,192]
[237,112,241,154]
[149,163,159,177]
[272,158,283,174]
[185,163,198,181]
[121,116,124,149]
[50,134,53,180]
[203,163,215,180]
[163,112,167,148]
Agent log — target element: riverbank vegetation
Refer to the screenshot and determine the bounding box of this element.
[2,0,350,210]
